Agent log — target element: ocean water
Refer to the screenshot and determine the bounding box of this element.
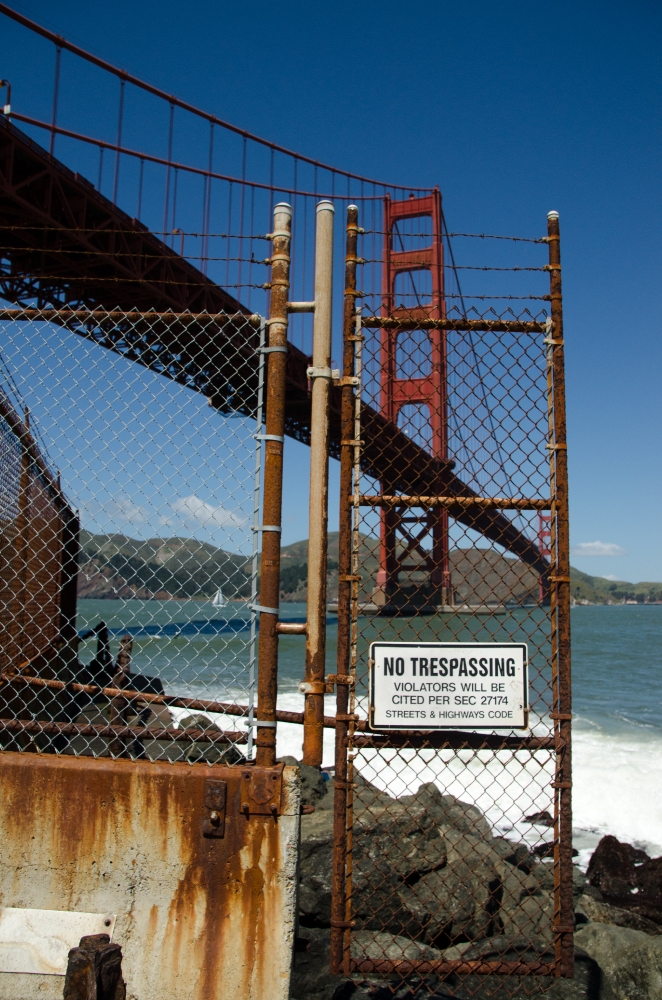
[77,600,662,861]
[571,605,662,863]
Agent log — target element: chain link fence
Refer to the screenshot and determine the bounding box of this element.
[0,306,266,763]
[332,208,572,995]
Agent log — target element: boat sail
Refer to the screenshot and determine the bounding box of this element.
[211,588,227,608]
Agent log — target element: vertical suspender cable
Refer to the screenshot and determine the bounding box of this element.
[112,78,125,205]
[162,102,174,240]
[49,45,61,157]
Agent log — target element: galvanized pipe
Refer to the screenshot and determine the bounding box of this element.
[255,202,292,767]
[302,200,335,767]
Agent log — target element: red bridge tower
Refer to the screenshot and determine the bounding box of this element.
[373,190,452,612]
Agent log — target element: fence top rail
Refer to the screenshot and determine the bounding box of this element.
[354,496,551,510]
[0,308,262,326]
[361,316,548,332]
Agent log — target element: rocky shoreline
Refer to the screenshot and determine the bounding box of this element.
[287,762,662,1000]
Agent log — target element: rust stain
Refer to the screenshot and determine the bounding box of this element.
[0,752,298,1000]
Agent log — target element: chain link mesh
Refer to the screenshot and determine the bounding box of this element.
[0,307,265,763]
[335,214,570,994]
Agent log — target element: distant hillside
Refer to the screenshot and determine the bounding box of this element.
[570,567,662,605]
[76,530,661,605]
[77,531,251,600]
[281,534,540,605]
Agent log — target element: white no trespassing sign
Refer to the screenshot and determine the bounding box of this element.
[369,642,528,731]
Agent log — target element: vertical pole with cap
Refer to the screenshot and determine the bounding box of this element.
[255,202,292,768]
[547,209,573,977]
[302,200,335,767]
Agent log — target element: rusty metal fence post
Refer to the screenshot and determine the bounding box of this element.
[302,200,335,767]
[255,202,292,768]
[547,209,573,976]
[330,204,360,973]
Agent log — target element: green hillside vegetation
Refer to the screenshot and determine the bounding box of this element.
[76,530,661,604]
[570,567,662,604]
[78,531,251,600]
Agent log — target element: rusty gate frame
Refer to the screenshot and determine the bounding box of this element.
[330,208,572,981]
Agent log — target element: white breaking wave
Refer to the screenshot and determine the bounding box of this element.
[572,719,662,862]
[169,686,662,865]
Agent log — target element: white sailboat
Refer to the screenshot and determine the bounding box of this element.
[211,588,227,608]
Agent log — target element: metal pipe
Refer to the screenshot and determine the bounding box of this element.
[0,672,362,729]
[0,717,247,746]
[330,204,359,974]
[255,202,292,767]
[547,209,573,977]
[287,301,315,313]
[354,495,550,510]
[302,200,335,767]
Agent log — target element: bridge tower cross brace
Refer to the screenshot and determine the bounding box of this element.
[374,190,452,611]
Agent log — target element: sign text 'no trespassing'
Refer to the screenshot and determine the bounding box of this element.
[369,642,528,731]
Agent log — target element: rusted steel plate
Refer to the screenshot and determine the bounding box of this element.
[0,753,300,1000]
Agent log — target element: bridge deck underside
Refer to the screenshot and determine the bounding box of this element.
[0,117,546,577]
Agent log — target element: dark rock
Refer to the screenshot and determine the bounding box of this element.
[586,835,662,924]
[351,803,448,932]
[587,835,649,899]
[181,714,245,764]
[290,927,339,1000]
[353,770,396,809]
[524,810,554,827]
[531,842,579,860]
[299,821,334,926]
[573,864,589,903]
[576,893,662,935]
[355,803,447,881]
[280,756,329,807]
[636,857,662,915]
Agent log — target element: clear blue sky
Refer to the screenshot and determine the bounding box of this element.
[3,0,661,582]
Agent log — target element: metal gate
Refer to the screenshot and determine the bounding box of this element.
[330,206,572,993]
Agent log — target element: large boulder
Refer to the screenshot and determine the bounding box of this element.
[397,860,499,945]
[574,922,662,1000]
[350,930,442,963]
[497,859,554,952]
[298,765,559,968]
[351,803,448,932]
[398,782,492,838]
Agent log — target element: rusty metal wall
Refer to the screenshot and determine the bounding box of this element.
[0,388,72,674]
[331,209,572,992]
[0,753,301,1000]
